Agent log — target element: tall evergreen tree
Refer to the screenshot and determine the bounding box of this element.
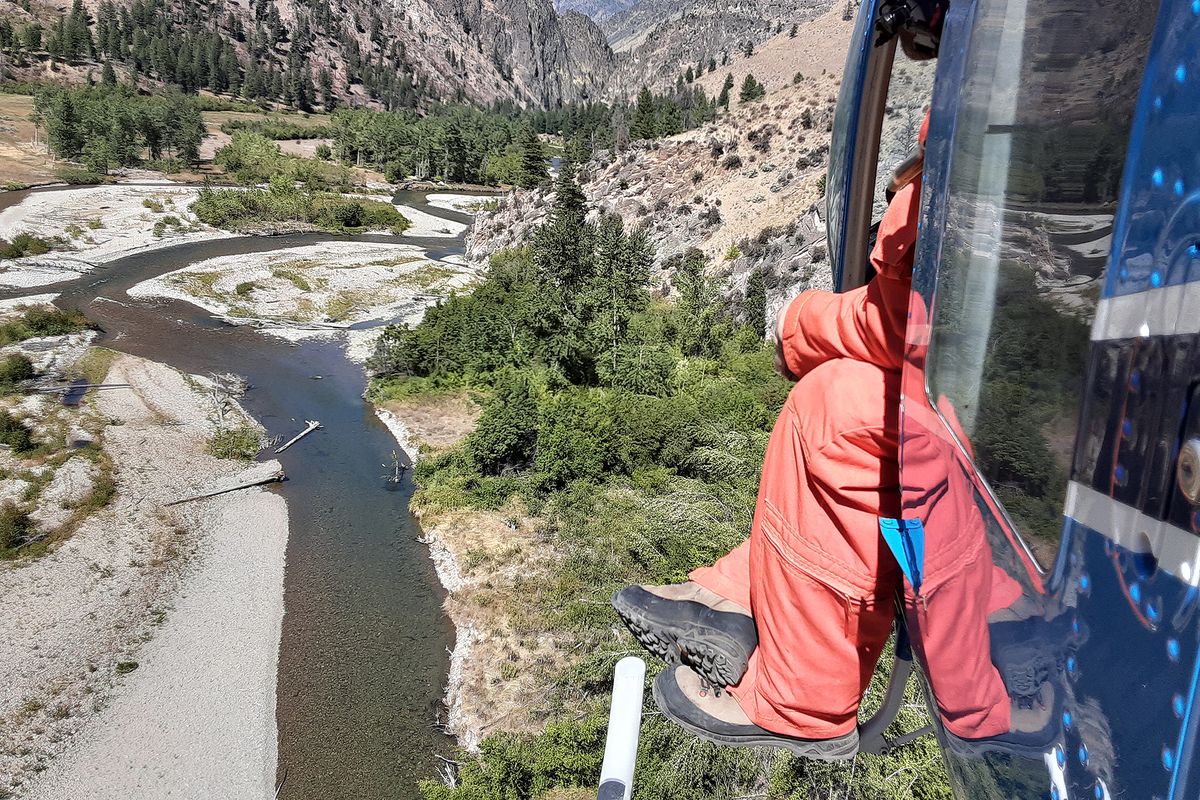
[718,73,734,110]
[532,163,592,380]
[739,73,766,103]
[630,87,656,140]
[515,127,548,189]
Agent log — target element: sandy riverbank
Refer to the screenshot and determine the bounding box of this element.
[0,352,288,799]
[0,184,232,288]
[372,392,560,752]
[127,240,475,353]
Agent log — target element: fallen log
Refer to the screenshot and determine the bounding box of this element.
[275,420,321,453]
[35,383,131,393]
[167,460,285,506]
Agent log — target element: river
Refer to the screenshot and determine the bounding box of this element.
[0,187,479,799]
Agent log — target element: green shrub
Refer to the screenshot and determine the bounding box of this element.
[145,157,183,174]
[190,184,408,234]
[0,411,35,453]
[219,117,333,140]
[206,425,263,460]
[0,307,90,345]
[0,354,36,392]
[54,167,107,185]
[194,96,264,113]
[142,198,165,213]
[315,142,333,160]
[467,372,538,474]
[0,232,53,259]
[235,281,256,296]
[0,502,34,555]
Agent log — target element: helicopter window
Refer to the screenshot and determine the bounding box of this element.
[874,56,936,215]
[922,0,1159,566]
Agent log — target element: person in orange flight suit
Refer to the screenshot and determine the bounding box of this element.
[612,0,1059,755]
[612,104,931,756]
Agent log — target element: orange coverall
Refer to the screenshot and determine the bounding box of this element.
[690,120,1016,739]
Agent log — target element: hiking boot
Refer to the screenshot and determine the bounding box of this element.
[611,582,757,687]
[653,664,860,760]
[944,678,1061,758]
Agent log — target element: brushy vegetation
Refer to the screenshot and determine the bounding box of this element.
[0,502,35,559]
[54,166,109,185]
[368,164,951,800]
[0,232,53,259]
[0,411,36,454]
[0,354,36,394]
[219,116,333,140]
[213,131,352,189]
[206,425,263,460]
[0,306,90,345]
[190,177,408,234]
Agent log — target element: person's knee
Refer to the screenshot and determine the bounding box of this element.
[784,359,898,439]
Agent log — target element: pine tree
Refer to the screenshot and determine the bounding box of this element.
[66,0,92,59]
[789,23,799,38]
[739,73,765,103]
[101,60,117,86]
[319,67,335,112]
[685,66,694,83]
[532,162,594,381]
[718,73,734,110]
[44,91,82,158]
[629,87,656,140]
[515,126,548,189]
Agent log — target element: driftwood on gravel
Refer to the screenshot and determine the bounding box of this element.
[166,460,285,506]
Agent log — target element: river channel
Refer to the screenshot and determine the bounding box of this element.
[0,187,479,799]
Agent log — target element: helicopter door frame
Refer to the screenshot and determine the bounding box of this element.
[827,1,897,292]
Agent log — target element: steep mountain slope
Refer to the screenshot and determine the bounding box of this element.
[468,11,856,329]
[467,5,934,332]
[552,0,640,23]
[603,0,844,97]
[0,0,614,109]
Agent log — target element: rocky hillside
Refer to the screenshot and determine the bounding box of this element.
[0,0,614,109]
[552,0,639,23]
[467,11,851,331]
[602,0,844,98]
[467,6,936,332]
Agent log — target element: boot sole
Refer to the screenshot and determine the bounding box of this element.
[611,589,753,688]
[651,671,860,761]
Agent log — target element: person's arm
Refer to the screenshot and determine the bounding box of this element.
[773,177,922,380]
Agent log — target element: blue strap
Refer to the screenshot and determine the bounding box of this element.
[880,517,925,595]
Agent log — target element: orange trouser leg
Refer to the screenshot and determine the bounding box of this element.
[718,360,903,739]
[690,540,752,610]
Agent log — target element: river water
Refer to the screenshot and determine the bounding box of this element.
[0,188,478,799]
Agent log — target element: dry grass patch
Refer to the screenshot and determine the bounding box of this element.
[382,391,480,452]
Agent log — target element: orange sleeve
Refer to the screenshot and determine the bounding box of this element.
[778,176,922,378]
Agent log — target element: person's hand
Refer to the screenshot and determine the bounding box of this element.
[773,311,799,382]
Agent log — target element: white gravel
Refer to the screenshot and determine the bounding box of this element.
[392,203,467,237]
[1,354,289,799]
[425,193,496,214]
[0,185,233,289]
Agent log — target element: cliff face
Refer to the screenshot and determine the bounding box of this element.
[1,0,615,109]
[552,0,640,22]
[438,0,615,106]
[603,0,840,97]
